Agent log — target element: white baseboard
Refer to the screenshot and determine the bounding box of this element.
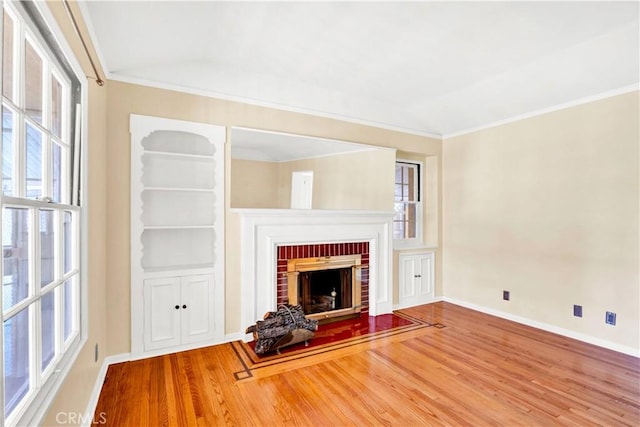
[443,297,639,357]
[82,353,131,427]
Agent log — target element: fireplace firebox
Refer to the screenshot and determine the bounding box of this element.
[287,254,362,321]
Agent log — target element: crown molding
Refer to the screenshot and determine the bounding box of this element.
[106,72,445,141]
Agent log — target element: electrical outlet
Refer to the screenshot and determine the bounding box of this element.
[605,311,616,326]
[573,305,582,317]
[503,290,510,301]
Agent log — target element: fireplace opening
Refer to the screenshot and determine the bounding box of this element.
[300,268,352,315]
[286,254,362,322]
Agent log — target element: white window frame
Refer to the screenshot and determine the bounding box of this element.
[0,1,87,426]
[393,159,424,249]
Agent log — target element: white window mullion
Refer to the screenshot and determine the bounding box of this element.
[54,209,63,361]
[15,18,26,198]
[41,59,51,199]
[22,205,39,418]
[10,104,20,197]
[54,282,62,367]
[28,206,40,390]
[53,209,61,287]
[31,208,40,297]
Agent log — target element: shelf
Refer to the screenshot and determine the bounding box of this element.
[142,154,215,189]
[144,187,214,193]
[141,228,215,269]
[144,225,214,230]
[143,150,214,160]
[141,129,215,157]
[142,190,214,227]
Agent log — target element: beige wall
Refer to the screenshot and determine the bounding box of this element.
[41,2,109,425]
[276,149,396,209]
[230,159,280,208]
[443,91,639,351]
[105,80,442,351]
[231,148,396,210]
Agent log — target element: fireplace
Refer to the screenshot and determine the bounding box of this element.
[236,208,394,341]
[286,254,363,321]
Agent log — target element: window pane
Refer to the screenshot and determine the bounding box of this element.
[51,76,63,137]
[4,307,31,417]
[40,210,54,286]
[2,106,15,196]
[393,221,405,240]
[52,143,62,203]
[25,122,43,198]
[41,290,55,371]
[394,184,403,201]
[2,12,14,100]
[62,277,75,342]
[2,207,30,311]
[395,165,403,182]
[393,202,405,219]
[393,201,407,239]
[407,167,417,202]
[406,204,417,238]
[63,211,73,273]
[25,40,43,124]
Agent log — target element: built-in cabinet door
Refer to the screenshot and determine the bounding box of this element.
[144,274,214,351]
[144,277,182,351]
[181,274,214,345]
[398,252,434,309]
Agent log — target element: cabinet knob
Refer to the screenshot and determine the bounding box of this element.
[414,274,421,278]
[175,305,180,310]
[182,304,187,309]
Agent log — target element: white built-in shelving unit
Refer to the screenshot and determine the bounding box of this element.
[130,115,225,358]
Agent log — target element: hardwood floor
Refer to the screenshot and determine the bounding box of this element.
[94,302,640,426]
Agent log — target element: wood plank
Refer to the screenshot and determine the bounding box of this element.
[93,302,639,426]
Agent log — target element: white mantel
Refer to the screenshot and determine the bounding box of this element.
[235,209,394,340]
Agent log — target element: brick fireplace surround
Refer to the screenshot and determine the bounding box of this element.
[276,242,370,315]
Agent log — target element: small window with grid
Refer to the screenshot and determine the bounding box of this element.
[394,161,422,245]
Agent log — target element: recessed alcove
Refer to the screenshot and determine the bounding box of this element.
[229,127,396,210]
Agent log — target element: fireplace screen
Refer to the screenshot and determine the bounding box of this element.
[299,268,352,314]
[286,254,362,321]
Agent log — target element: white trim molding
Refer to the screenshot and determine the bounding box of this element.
[234,209,395,340]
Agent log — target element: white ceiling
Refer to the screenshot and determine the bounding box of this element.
[80,1,639,138]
